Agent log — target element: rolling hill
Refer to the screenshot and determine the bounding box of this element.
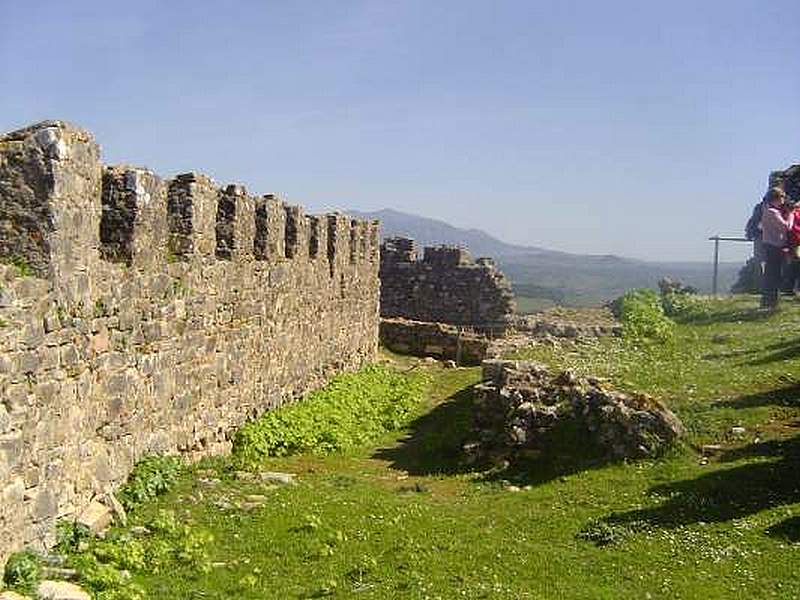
[351,208,742,310]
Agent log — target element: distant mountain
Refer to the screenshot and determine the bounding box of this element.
[350,208,551,258]
[351,208,742,310]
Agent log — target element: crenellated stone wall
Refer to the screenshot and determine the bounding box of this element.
[0,121,380,561]
[379,237,515,335]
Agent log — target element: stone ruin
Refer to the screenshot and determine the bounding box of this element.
[469,360,685,462]
[378,237,516,364]
[380,237,516,334]
[377,236,621,364]
[0,121,380,562]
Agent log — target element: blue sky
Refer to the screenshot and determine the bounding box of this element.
[2,1,798,261]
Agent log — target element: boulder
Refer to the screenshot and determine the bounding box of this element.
[76,499,113,534]
[36,581,91,600]
[0,591,34,600]
[258,471,296,485]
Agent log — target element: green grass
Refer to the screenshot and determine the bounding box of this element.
[233,365,430,460]
[510,294,800,447]
[514,295,557,314]
[49,302,800,599]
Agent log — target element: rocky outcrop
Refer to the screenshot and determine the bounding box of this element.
[36,581,90,600]
[471,360,684,461]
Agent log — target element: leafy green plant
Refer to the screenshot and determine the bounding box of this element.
[2,256,35,278]
[118,455,183,511]
[55,520,92,553]
[576,519,651,546]
[2,550,42,594]
[93,298,108,318]
[616,288,675,342]
[233,365,429,459]
[661,292,715,322]
[61,509,213,599]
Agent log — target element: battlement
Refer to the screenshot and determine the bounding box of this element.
[379,236,515,334]
[0,121,380,562]
[381,236,418,263]
[0,121,379,313]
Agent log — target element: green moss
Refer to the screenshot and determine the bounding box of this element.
[233,365,430,460]
[2,256,35,278]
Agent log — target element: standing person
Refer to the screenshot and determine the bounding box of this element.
[745,199,765,290]
[783,200,800,295]
[760,187,792,309]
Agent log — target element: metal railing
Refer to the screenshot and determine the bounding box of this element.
[708,235,751,296]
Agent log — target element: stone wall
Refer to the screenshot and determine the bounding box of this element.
[379,318,492,365]
[379,237,515,334]
[0,121,380,561]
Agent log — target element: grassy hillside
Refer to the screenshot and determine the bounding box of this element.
[27,295,800,599]
[504,256,740,309]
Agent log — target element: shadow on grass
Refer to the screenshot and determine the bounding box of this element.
[747,338,800,366]
[715,382,800,410]
[766,516,800,542]
[580,433,800,544]
[672,306,771,326]
[372,386,479,476]
[703,337,800,363]
[479,421,618,487]
[373,385,616,484]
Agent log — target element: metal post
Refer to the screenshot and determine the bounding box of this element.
[708,236,750,297]
[712,236,720,297]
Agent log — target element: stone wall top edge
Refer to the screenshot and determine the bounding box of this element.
[0,121,380,289]
[104,165,371,225]
[0,120,93,143]
[0,121,373,226]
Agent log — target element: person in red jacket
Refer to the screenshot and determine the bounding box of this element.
[782,199,800,295]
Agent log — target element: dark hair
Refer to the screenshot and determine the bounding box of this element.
[764,187,787,204]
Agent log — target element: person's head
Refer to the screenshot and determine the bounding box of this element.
[764,187,787,207]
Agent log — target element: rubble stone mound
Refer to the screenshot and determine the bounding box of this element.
[473,360,685,460]
[512,307,622,340]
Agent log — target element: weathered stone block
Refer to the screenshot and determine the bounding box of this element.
[77,499,113,533]
[37,581,91,600]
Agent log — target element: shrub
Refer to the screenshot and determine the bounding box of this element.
[616,289,675,342]
[661,292,715,322]
[118,455,183,512]
[2,256,35,278]
[64,509,213,600]
[55,520,93,553]
[233,365,429,460]
[2,551,42,594]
